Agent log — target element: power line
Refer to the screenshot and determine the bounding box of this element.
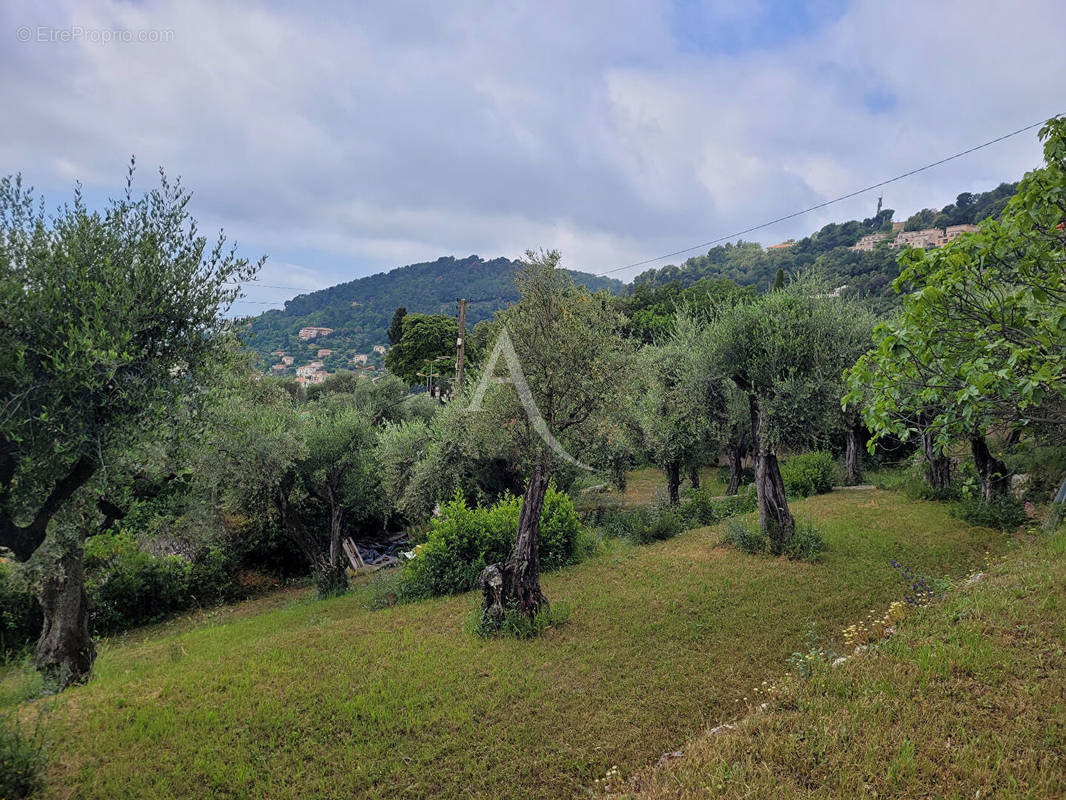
[225,280,321,290]
[590,115,1056,277]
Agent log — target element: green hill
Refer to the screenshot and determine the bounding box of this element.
[632,182,1018,305]
[242,254,624,372]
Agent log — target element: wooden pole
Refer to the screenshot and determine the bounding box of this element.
[455,298,468,392]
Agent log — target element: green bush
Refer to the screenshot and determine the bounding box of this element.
[951,495,1027,531]
[723,520,767,555]
[0,562,41,660]
[679,485,757,528]
[783,520,827,561]
[85,532,239,635]
[586,505,688,544]
[0,710,45,799]
[781,451,838,497]
[632,508,684,544]
[399,485,584,600]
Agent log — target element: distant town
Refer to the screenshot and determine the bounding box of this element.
[268,326,389,385]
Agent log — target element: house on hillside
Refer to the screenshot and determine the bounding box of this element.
[298,326,334,341]
[852,223,979,252]
[317,349,332,358]
[372,344,387,355]
[281,356,294,366]
[351,354,368,365]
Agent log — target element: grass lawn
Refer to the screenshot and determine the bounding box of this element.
[626,524,1066,799]
[2,489,1005,799]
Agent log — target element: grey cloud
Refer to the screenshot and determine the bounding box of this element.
[1,0,1061,290]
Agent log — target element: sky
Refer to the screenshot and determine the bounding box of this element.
[2,0,1063,313]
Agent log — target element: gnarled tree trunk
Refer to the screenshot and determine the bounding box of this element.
[755,450,794,554]
[666,460,682,505]
[37,545,95,691]
[687,462,700,490]
[922,430,951,490]
[844,422,864,485]
[324,482,350,595]
[726,443,743,496]
[970,434,1009,503]
[480,464,549,626]
[748,394,794,552]
[277,486,346,597]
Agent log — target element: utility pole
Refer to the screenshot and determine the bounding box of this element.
[455,298,468,392]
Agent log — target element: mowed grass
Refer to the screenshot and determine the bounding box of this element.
[3,490,1004,799]
[626,525,1066,800]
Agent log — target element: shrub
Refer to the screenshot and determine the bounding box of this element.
[631,508,684,544]
[781,451,838,497]
[723,520,767,555]
[679,485,758,528]
[399,485,584,600]
[0,710,46,799]
[585,507,640,540]
[0,562,41,659]
[85,532,240,635]
[950,495,1027,531]
[783,520,827,561]
[585,506,687,545]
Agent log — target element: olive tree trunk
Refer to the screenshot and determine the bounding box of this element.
[970,434,1009,503]
[843,423,864,485]
[276,486,345,597]
[749,394,793,552]
[36,545,95,691]
[324,483,350,596]
[726,443,743,495]
[480,464,549,626]
[755,450,794,553]
[666,460,682,505]
[687,462,700,490]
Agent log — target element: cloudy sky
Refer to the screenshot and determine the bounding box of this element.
[2,0,1063,312]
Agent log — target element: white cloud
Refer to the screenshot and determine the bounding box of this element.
[1,0,1062,290]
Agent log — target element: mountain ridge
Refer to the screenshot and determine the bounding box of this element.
[242,254,624,372]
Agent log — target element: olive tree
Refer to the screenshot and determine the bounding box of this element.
[706,279,872,552]
[202,376,384,597]
[0,167,259,688]
[628,312,721,504]
[295,396,383,595]
[475,250,628,622]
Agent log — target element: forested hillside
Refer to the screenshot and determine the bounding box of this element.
[633,182,1018,304]
[241,254,623,369]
